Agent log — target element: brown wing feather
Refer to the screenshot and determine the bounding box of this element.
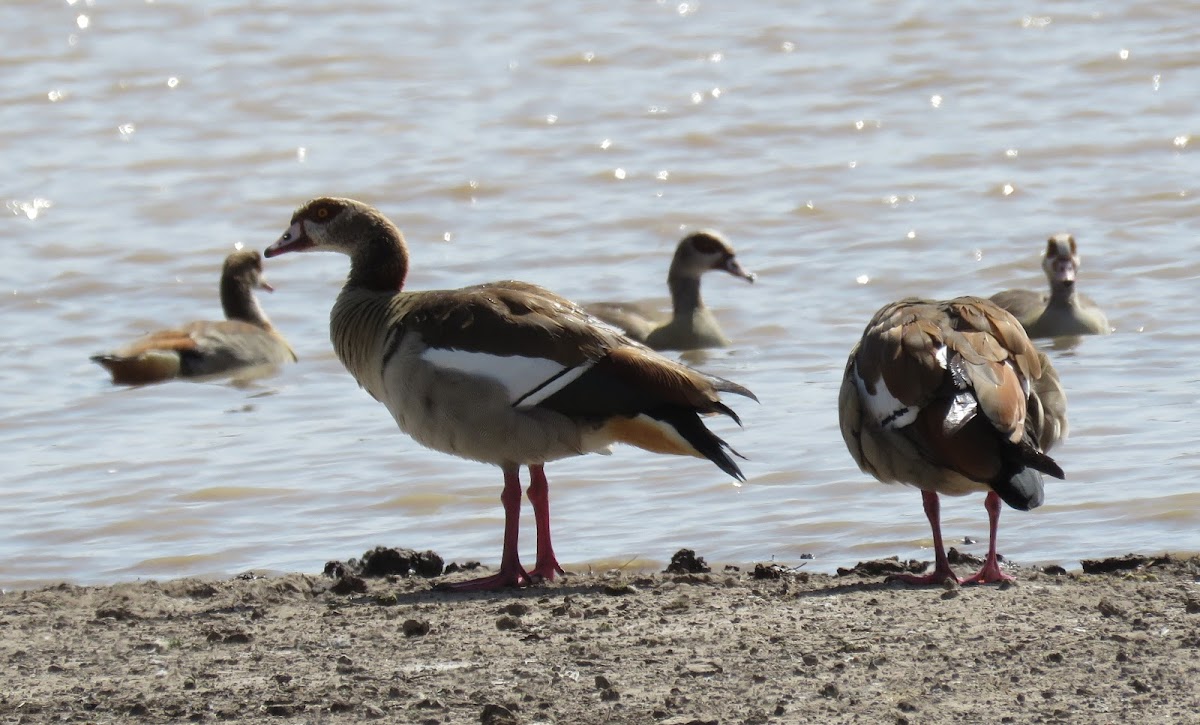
[405,282,615,366]
[942,297,1040,444]
[109,329,200,357]
[603,346,733,413]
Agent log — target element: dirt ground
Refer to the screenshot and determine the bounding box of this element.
[2,549,1198,725]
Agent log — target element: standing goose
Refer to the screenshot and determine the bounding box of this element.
[838,297,1066,585]
[264,197,755,591]
[91,249,297,385]
[585,230,756,350]
[990,233,1110,337]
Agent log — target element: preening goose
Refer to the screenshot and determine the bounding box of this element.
[264,197,755,591]
[990,233,1110,338]
[91,249,297,385]
[586,230,755,350]
[838,297,1067,585]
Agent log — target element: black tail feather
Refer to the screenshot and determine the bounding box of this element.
[653,408,746,482]
[712,400,743,427]
[1021,441,1065,480]
[991,468,1045,511]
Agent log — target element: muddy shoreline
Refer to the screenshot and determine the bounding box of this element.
[2,551,1198,724]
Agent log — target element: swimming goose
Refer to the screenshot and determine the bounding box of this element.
[838,296,1066,585]
[263,197,755,591]
[586,230,755,350]
[990,233,1110,337]
[91,249,297,385]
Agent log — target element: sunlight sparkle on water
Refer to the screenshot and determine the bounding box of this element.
[930,95,943,108]
[599,139,612,150]
[76,15,90,29]
[614,168,626,180]
[1002,183,1015,196]
[8,199,53,220]
[856,275,870,285]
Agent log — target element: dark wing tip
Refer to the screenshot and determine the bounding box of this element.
[713,400,743,427]
[711,375,758,403]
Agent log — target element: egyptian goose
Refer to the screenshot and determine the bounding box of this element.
[585,230,755,350]
[91,249,297,385]
[838,297,1067,585]
[263,197,755,591]
[990,233,1110,337]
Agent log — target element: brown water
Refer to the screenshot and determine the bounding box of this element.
[3,1,1198,589]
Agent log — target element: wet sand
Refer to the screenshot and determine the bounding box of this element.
[2,550,1197,724]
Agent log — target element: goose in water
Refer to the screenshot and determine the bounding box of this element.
[586,230,755,350]
[838,296,1067,585]
[264,197,755,591]
[990,233,1110,337]
[91,249,296,385]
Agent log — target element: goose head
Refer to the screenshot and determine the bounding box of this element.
[669,230,756,283]
[264,197,408,291]
[224,248,274,293]
[264,197,397,258]
[1041,233,1080,293]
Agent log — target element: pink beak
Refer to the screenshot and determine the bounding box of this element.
[1050,257,1076,284]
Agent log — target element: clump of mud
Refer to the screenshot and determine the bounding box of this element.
[323,546,447,594]
[664,548,710,574]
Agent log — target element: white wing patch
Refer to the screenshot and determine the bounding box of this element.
[857,343,949,429]
[856,369,916,429]
[420,348,593,407]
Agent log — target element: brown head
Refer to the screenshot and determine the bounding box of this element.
[264,197,409,291]
[1041,233,1080,292]
[668,230,756,283]
[220,248,275,324]
[222,248,273,292]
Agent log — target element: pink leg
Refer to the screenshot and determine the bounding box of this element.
[526,464,565,581]
[961,491,1015,585]
[439,464,532,591]
[891,490,961,586]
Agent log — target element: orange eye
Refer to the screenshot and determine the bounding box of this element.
[316,207,329,219]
